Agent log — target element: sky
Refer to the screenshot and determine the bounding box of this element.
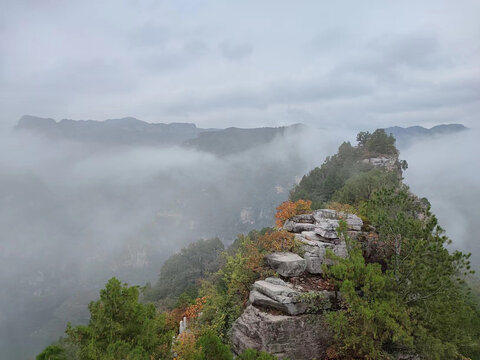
[1,0,479,129]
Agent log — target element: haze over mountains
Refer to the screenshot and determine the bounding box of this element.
[1,116,475,359]
[384,124,468,148]
[16,115,466,153]
[1,118,318,359]
[16,115,304,155]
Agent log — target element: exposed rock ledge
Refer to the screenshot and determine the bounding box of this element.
[249,277,307,315]
[231,209,363,359]
[265,252,306,277]
[286,209,363,274]
[231,305,332,360]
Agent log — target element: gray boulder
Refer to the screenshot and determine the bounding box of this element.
[314,218,340,239]
[344,213,363,231]
[265,252,306,277]
[231,305,332,360]
[297,234,348,274]
[283,209,362,275]
[283,219,315,232]
[289,213,315,223]
[312,209,338,221]
[285,209,363,240]
[362,156,398,172]
[250,277,307,315]
[312,209,363,232]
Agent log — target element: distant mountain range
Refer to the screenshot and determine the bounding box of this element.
[16,115,207,146]
[15,115,302,156]
[383,124,468,148]
[185,124,303,156]
[16,115,468,155]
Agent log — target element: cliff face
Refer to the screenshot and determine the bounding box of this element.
[231,209,364,360]
[232,305,332,360]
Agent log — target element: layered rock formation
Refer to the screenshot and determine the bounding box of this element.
[231,305,332,360]
[249,277,308,316]
[265,252,306,277]
[231,209,364,360]
[362,155,398,171]
[286,209,363,274]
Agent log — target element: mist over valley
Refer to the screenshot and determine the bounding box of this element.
[0,117,476,358]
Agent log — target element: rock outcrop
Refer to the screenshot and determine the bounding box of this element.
[265,252,306,277]
[362,155,399,172]
[249,277,307,315]
[285,209,363,274]
[231,305,332,360]
[231,209,363,359]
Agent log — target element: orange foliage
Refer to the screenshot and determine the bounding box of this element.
[275,200,312,227]
[183,297,207,319]
[258,230,298,253]
[242,241,266,274]
[241,230,302,277]
[166,306,186,332]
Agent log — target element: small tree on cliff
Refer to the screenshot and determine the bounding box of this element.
[65,278,172,360]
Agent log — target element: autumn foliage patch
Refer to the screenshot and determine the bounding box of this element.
[275,199,312,228]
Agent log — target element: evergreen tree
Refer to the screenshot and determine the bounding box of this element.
[65,278,172,360]
[36,345,67,360]
[194,331,233,360]
[324,189,480,359]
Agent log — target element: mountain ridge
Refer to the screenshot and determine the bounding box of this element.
[14,115,303,155]
[383,123,467,148]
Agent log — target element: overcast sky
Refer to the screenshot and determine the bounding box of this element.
[1,0,479,129]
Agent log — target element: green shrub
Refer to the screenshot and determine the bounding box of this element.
[36,345,67,360]
[195,331,233,360]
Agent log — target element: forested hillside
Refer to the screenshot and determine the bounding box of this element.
[37,130,480,360]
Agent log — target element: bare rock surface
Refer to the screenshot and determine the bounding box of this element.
[300,238,347,274]
[250,277,307,315]
[284,209,363,237]
[230,210,374,359]
[231,305,332,360]
[284,209,363,274]
[362,156,399,172]
[265,252,306,277]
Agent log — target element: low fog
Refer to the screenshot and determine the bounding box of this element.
[0,124,477,358]
[0,123,480,358]
[402,129,480,269]
[0,125,349,358]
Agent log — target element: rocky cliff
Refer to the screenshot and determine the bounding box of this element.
[231,209,364,360]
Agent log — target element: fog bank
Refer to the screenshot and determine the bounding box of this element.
[0,124,477,359]
[402,129,480,269]
[0,125,348,359]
